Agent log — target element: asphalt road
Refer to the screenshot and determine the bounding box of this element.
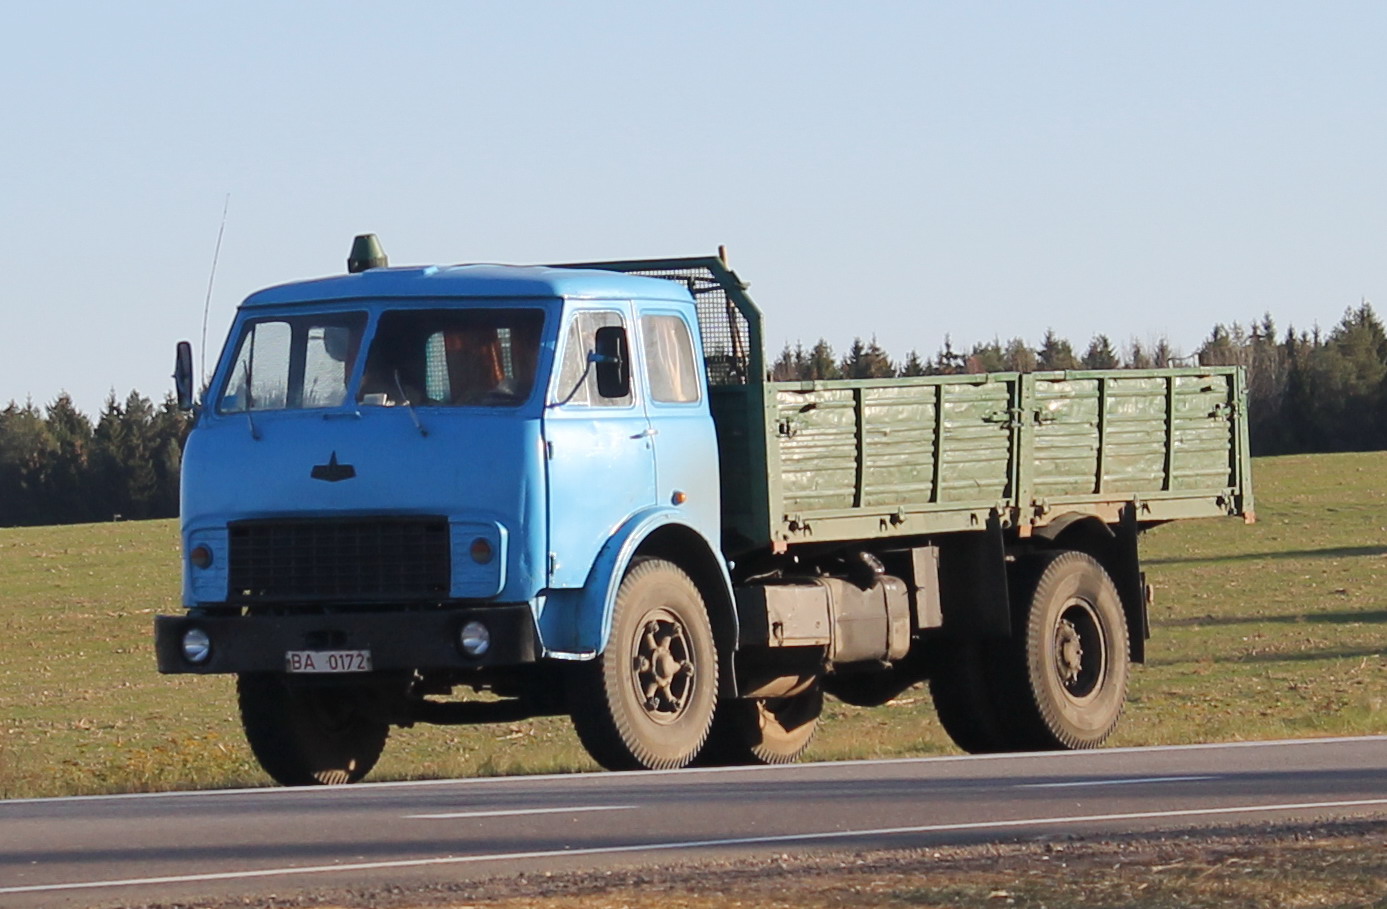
[2,736,1385,908]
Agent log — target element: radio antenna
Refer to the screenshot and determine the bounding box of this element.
[200,194,231,385]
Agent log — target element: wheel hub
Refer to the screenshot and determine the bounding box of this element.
[1056,620,1084,684]
[632,613,695,723]
[1053,597,1105,700]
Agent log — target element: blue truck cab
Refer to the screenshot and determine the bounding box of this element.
[157,238,746,782]
[176,261,722,651]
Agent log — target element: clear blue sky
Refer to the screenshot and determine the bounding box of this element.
[5,2,1386,415]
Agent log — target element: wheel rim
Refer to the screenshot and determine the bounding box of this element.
[1053,597,1107,703]
[629,607,697,725]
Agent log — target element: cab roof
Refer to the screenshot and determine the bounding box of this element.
[241,264,693,309]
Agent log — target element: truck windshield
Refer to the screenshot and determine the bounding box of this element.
[358,308,545,407]
[218,313,367,413]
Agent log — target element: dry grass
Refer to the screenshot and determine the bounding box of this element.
[145,819,1387,909]
[455,821,1387,909]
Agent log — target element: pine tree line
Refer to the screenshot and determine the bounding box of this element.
[772,303,1387,456]
[1196,303,1387,455]
[771,331,1180,381]
[0,391,191,527]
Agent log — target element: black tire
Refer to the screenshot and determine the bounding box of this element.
[1001,550,1130,750]
[927,637,1013,754]
[568,558,718,770]
[237,675,389,786]
[699,685,823,766]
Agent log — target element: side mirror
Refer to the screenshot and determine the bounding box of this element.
[174,341,195,411]
[592,326,631,400]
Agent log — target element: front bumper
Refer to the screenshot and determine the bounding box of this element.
[154,604,539,674]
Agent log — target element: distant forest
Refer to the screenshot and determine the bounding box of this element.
[0,392,190,527]
[2,303,1385,527]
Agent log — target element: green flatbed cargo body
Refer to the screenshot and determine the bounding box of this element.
[713,366,1252,556]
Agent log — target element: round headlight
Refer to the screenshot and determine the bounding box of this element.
[189,544,213,570]
[181,627,212,664]
[459,620,491,657]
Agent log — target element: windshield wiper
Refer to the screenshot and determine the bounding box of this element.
[394,369,428,437]
[241,360,261,440]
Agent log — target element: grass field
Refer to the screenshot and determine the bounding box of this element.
[1,451,1384,799]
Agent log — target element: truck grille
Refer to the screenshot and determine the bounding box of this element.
[227,518,450,602]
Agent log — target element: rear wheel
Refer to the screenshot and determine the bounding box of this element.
[699,685,823,765]
[927,637,1012,753]
[568,559,718,770]
[1000,550,1130,750]
[237,675,389,785]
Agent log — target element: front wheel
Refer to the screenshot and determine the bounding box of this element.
[568,558,719,770]
[237,675,389,785]
[1002,551,1130,750]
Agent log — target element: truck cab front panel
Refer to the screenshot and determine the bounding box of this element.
[182,296,556,614]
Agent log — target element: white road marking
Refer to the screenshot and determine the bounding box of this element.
[4,735,1384,806]
[405,805,633,820]
[1018,775,1220,789]
[4,796,1386,895]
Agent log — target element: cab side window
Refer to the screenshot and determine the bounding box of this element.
[554,311,633,407]
[642,314,701,404]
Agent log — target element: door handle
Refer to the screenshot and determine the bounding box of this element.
[631,427,659,439]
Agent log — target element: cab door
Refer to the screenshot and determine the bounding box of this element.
[636,306,721,542]
[542,305,656,588]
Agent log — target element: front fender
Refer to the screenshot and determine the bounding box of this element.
[536,507,726,659]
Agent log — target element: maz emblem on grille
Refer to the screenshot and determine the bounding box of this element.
[310,452,356,482]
